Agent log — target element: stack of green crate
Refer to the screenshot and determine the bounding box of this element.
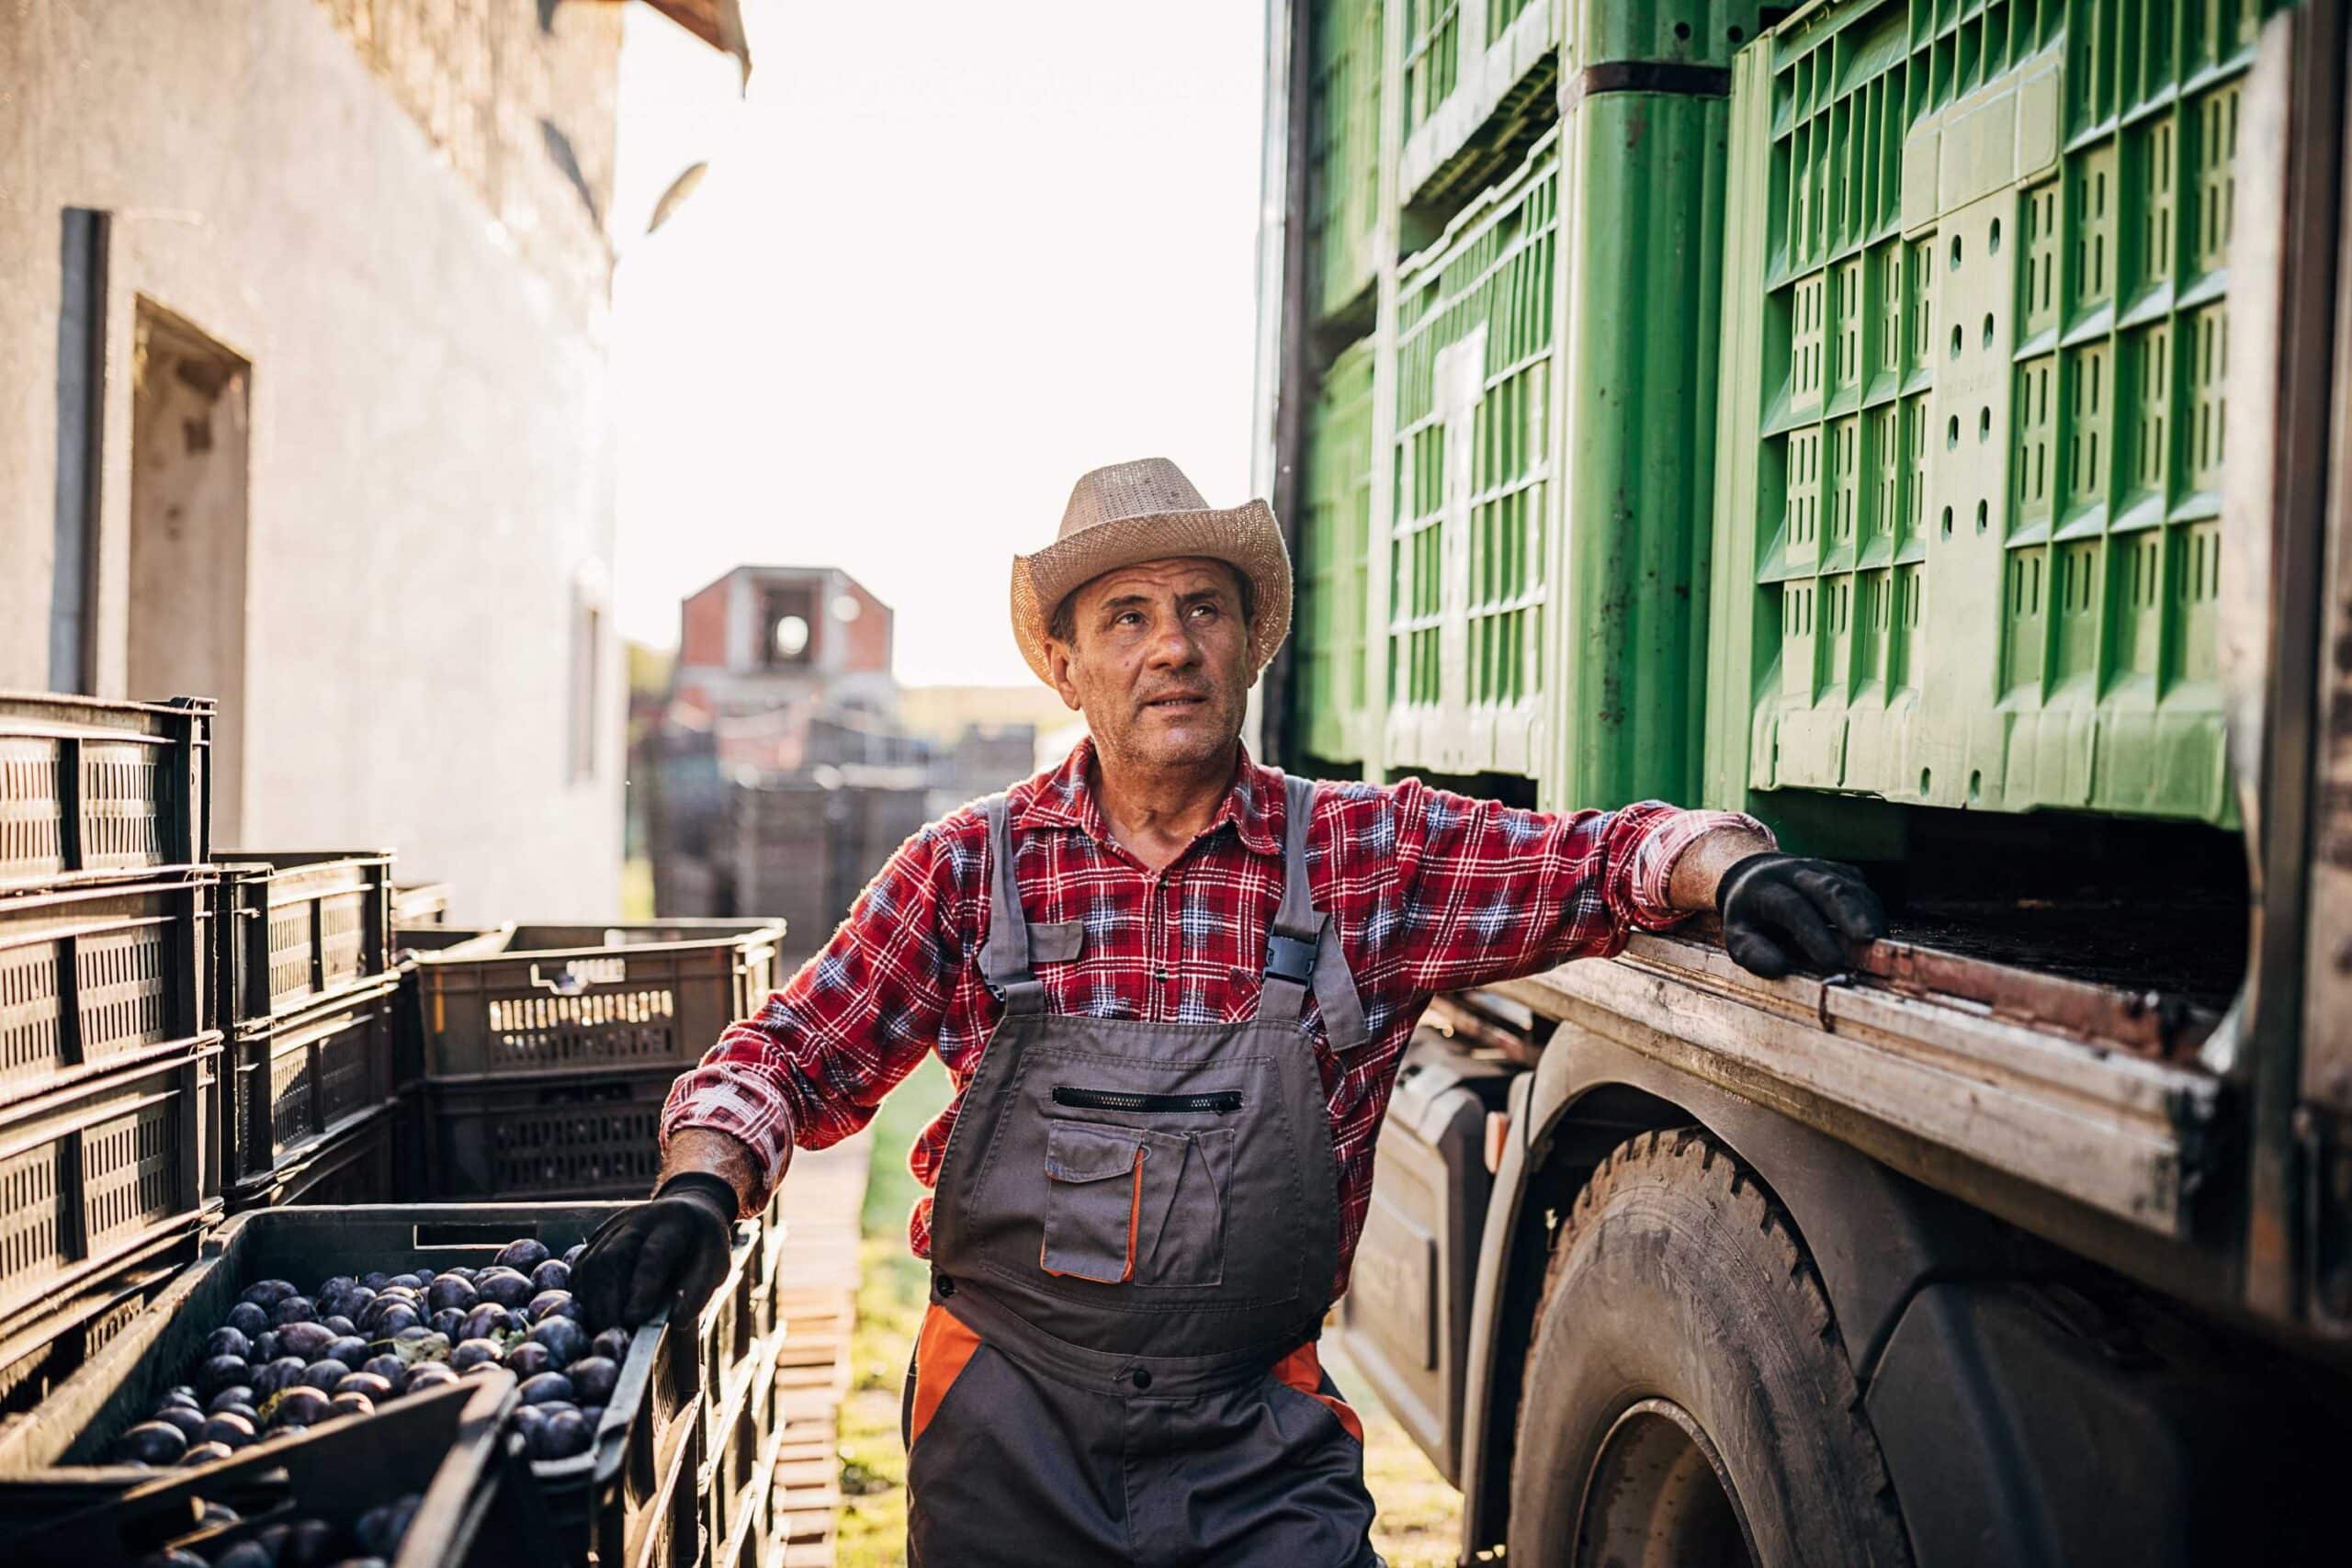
[1299,341,1380,765]
[1310,0,1385,323]
[1709,0,2289,826]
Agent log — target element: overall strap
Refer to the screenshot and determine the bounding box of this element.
[1254,774,1372,1049]
[976,794,1046,1015]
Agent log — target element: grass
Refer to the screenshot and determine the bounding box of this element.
[828,1054,1464,1566]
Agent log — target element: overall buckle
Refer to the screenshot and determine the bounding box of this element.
[1264,932,1316,986]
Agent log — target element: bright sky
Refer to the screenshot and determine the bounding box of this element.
[610,1,1272,687]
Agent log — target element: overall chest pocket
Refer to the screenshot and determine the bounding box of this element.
[1039,1118,1235,1289]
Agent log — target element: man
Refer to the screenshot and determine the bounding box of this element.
[577,458,1883,1566]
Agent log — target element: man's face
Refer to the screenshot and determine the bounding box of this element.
[1046,557,1254,775]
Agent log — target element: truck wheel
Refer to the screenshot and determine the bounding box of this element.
[1508,1128,1911,1567]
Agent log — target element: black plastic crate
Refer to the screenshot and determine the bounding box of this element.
[226,1097,401,1213]
[0,693,211,893]
[0,1225,198,1425]
[0,1374,542,1568]
[0,1043,221,1333]
[701,1327,781,1565]
[405,919,783,1083]
[218,851,394,1030]
[222,976,398,1201]
[0,873,219,1109]
[417,1068,673,1202]
[0,1202,757,1568]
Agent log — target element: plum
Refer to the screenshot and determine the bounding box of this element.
[361,1354,407,1383]
[429,1308,468,1341]
[591,1327,630,1363]
[582,1404,605,1431]
[360,1270,390,1290]
[204,1325,252,1361]
[367,1302,423,1337]
[268,1386,332,1427]
[218,1402,260,1428]
[318,1274,356,1299]
[516,1371,574,1405]
[460,1359,505,1380]
[474,1268,532,1309]
[213,1544,275,1568]
[277,1321,337,1362]
[207,1385,254,1415]
[196,1355,252,1398]
[252,1356,309,1397]
[340,1284,377,1314]
[177,1439,233,1467]
[401,1363,459,1394]
[533,1405,592,1460]
[153,1406,208,1442]
[298,1359,353,1393]
[562,1243,585,1268]
[526,1316,587,1369]
[355,1494,422,1557]
[390,1272,432,1292]
[335,1371,395,1401]
[529,1258,571,1294]
[426,1274,479,1313]
[527,1290,581,1324]
[136,1550,207,1567]
[238,1279,298,1309]
[116,1420,188,1464]
[512,1404,548,1443]
[321,1314,358,1338]
[328,1391,376,1420]
[225,1301,270,1338]
[459,1303,515,1342]
[503,1342,551,1380]
[279,1518,339,1568]
[449,1337,503,1371]
[568,1356,619,1405]
[252,1331,282,1365]
[268,1295,318,1326]
[159,1385,199,1410]
[322,1336,369,1367]
[493,1238,550,1273]
[201,1412,255,1450]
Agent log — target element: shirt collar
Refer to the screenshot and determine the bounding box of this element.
[1015,736,1283,859]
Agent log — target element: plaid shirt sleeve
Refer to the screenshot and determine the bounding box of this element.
[660,816,978,1207]
[1389,778,1771,995]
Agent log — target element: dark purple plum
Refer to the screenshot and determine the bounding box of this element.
[154,1406,208,1441]
[533,1405,591,1460]
[529,1259,571,1294]
[252,1330,282,1365]
[591,1327,630,1363]
[201,1413,255,1450]
[268,1386,332,1428]
[361,1354,406,1383]
[526,1316,587,1369]
[252,1356,310,1397]
[238,1280,297,1309]
[340,1284,377,1314]
[390,1272,432,1292]
[117,1420,188,1464]
[449,1337,503,1371]
[159,1386,199,1410]
[279,1518,338,1568]
[516,1371,574,1405]
[568,1356,619,1405]
[582,1404,605,1431]
[321,1314,358,1338]
[268,1295,318,1326]
[177,1439,234,1467]
[328,1392,375,1420]
[225,1301,270,1338]
[218,1402,259,1427]
[492,1238,550,1273]
[196,1355,251,1398]
[426,1274,479,1313]
[367,1302,423,1337]
[323,1335,369,1367]
[429,1308,468,1341]
[319,1274,356,1298]
[334,1371,394,1402]
[527,1290,581,1324]
[460,1303,515,1342]
[206,1385,254,1415]
[360,1270,390,1290]
[401,1363,459,1394]
[297,1359,352,1393]
[204,1325,252,1361]
[461,1360,505,1379]
[214,1543,274,1568]
[503,1342,551,1380]
[474,1268,532,1308]
[355,1494,423,1557]
[277,1321,336,1361]
[561,1244,584,1269]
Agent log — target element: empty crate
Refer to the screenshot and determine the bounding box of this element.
[416,1068,672,1201]
[219,851,393,1029]
[221,977,399,1204]
[0,694,211,893]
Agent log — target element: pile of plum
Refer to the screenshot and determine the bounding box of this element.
[138,1492,421,1567]
[112,1239,627,1471]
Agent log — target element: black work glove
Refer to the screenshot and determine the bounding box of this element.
[572,1173,737,1332]
[1716,852,1886,978]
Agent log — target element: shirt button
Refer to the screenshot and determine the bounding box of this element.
[1153,968,1170,982]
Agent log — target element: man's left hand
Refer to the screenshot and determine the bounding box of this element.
[1714,852,1886,978]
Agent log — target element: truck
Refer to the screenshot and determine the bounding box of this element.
[1250,1,2352,1562]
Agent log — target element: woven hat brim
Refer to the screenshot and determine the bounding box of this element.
[1010,501,1292,685]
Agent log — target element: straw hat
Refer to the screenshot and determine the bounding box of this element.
[1011,457,1292,685]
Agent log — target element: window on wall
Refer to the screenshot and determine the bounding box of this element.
[569,592,602,783]
[763,584,818,668]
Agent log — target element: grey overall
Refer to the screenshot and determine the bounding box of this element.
[902,773,1381,1568]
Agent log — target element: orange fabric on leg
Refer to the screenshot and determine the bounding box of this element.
[1272,1341,1363,1444]
[909,1303,984,1449]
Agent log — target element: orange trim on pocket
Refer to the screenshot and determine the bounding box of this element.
[1038,1145,1147,1283]
[1272,1341,1363,1445]
[909,1303,984,1449]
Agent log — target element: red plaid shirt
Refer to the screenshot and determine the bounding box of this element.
[662,739,1765,1296]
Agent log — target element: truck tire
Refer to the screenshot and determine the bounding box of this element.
[1508,1127,1911,1568]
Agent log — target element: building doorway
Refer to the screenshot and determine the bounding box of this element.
[129,302,250,842]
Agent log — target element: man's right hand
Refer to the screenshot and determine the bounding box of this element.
[573,1173,739,1331]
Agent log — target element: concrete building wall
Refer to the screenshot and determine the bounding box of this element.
[0,0,627,921]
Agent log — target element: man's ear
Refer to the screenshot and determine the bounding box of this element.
[1046,642,1083,711]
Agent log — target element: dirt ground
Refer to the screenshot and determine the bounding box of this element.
[831,1057,1463,1567]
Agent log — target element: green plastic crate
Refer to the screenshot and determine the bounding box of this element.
[1708,0,2289,824]
[1310,0,1385,321]
[1387,129,1558,776]
[1297,338,1379,763]
[1399,0,1558,206]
